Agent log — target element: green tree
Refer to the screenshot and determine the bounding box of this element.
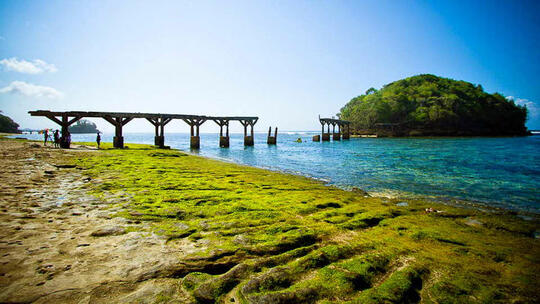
[0,112,20,133]
[339,74,528,136]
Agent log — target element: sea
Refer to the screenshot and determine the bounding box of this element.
[15,132,540,214]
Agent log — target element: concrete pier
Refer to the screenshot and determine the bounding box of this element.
[29,111,259,150]
[318,116,350,143]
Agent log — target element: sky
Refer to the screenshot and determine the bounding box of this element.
[0,0,539,133]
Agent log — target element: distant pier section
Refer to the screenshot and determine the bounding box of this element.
[313,116,350,142]
[29,110,258,149]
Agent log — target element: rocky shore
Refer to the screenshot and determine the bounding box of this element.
[0,139,189,303]
[0,137,538,303]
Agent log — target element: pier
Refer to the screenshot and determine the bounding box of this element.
[29,110,258,149]
[314,117,350,141]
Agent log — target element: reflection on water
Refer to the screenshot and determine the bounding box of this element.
[15,132,540,213]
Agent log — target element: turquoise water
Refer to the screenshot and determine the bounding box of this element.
[17,132,540,213]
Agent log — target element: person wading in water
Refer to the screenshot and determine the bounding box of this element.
[96,132,101,149]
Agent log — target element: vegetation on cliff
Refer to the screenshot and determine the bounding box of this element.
[0,112,20,133]
[72,142,539,303]
[69,119,99,133]
[339,75,529,136]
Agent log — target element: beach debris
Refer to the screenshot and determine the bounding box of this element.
[424,208,443,214]
[396,202,409,207]
[90,226,126,237]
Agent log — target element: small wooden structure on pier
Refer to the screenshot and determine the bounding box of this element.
[313,117,350,142]
[29,110,258,149]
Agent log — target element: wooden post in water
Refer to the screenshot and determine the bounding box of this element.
[267,126,277,145]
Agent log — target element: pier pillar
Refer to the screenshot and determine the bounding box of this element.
[333,124,341,141]
[183,118,206,149]
[239,118,258,147]
[343,124,350,139]
[191,136,200,149]
[220,136,229,148]
[103,116,133,148]
[42,114,81,149]
[267,126,277,145]
[146,117,172,148]
[312,135,320,142]
[214,119,230,148]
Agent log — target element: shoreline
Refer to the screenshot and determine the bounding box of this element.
[1,136,539,303]
[12,134,540,216]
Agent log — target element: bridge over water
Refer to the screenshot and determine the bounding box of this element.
[29,110,258,149]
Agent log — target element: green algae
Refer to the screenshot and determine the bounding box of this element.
[71,143,539,303]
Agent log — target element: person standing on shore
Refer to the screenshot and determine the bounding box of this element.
[53,130,59,148]
[43,129,48,146]
[96,132,101,149]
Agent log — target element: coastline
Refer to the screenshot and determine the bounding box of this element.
[11,133,539,215]
[1,136,538,303]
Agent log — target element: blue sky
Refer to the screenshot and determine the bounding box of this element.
[0,0,539,132]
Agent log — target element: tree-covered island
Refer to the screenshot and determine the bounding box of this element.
[339,75,530,136]
[69,119,100,134]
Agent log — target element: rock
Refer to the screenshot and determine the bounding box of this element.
[242,267,292,294]
[90,226,126,237]
[465,218,483,227]
[351,187,371,197]
[194,264,253,303]
[233,234,250,245]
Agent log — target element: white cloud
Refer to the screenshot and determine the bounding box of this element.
[507,96,538,117]
[0,57,57,74]
[0,81,64,99]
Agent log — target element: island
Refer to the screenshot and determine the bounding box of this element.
[339,74,530,136]
[0,112,20,133]
[69,119,100,134]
